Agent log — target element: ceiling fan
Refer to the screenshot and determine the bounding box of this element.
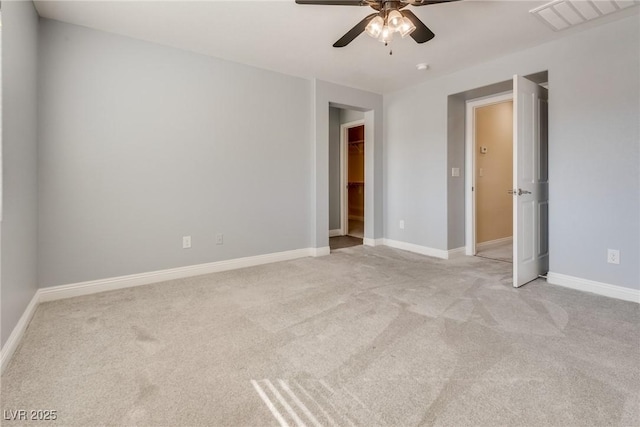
[295,0,461,48]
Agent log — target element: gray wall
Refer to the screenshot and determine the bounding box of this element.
[328,107,366,232]
[384,15,639,290]
[1,1,40,347]
[38,19,313,287]
[446,94,466,250]
[328,107,341,231]
[340,109,365,125]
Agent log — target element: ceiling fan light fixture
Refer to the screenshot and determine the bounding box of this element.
[387,10,403,31]
[398,16,416,37]
[378,25,394,43]
[296,0,459,48]
[365,15,384,38]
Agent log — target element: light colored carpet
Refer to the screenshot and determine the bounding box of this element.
[477,240,512,263]
[2,246,638,426]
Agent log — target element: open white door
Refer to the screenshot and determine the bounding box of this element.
[513,75,549,288]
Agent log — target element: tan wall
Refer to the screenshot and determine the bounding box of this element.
[475,101,513,244]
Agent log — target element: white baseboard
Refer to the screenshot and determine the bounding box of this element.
[363,238,384,247]
[310,246,330,257]
[477,236,512,249]
[39,248,314,303]
[447,247,467,259]
[1,292,39,374]
[329,229,342,237]
[547,272,639,303]
[382,239,449,259]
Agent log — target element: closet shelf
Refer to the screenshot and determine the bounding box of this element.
[349,139,364,153]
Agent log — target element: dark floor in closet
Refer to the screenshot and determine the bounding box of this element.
[329,235,363,251]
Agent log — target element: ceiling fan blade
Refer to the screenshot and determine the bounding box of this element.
[402,10,435,44]
[333,13,378,48]
[295,0,368,5]
[403,0,461,5]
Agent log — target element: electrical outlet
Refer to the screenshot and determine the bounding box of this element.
[216,234,224,245]
[451,168,460,177]
[182,236,191,249]
[607,249,620,265]
[399,220,405,230]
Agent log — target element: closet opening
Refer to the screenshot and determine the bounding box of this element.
[344,122,365,239]
[328,107,365,251]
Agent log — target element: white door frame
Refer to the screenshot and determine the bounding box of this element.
[340,119,365,236]
[465,92,513,256]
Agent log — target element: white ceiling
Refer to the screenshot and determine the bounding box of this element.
[33,0,640,94]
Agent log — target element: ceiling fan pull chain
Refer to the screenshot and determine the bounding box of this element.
[383,40,392,55]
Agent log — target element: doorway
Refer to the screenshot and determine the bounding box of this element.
[465,75,549,287]
[343,122,365,239]
[328,107,365,251]
[468,94,514,263]
[330,119,365,251]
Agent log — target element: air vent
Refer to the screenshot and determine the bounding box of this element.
[530,0,639,31]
